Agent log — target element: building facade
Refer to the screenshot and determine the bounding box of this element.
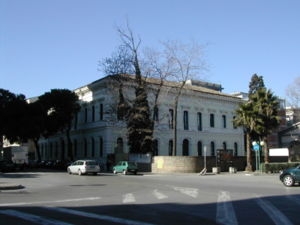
[38,74,245,165]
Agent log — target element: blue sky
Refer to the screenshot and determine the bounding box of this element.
[1,0,299,99]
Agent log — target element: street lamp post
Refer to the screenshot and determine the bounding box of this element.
[252,141,259,172]
[252,141,264,172]
[204,145,207,169]
[199,145,207,176]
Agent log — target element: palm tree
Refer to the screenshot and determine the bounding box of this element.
[234,101,257,171]
[250,88,280,163]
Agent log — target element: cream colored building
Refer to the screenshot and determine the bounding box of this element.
[38,74,245,163]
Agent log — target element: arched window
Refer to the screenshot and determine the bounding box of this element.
[197,141,202,156]
[223,142,227,150]
[116,138,123,153]
[73,140,77,158]
[91,137,95,157]
[234,142,238,156]
[84,139,87,157]
[99,137,103,157]
[60,140,65,160]
[183,139,189,156]
[168,140,173,156]
[211,141,215,156]
[153,139,158,156]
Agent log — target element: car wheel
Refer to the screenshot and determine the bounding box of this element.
[78,169,82,176]
[67,168,72,175]
[123,170,127,175]
[113,169,117,174]
[283,175,294,187]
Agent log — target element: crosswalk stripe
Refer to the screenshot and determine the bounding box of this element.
[173,186,198,198]
[0,209,73,225]
[45,207,158,225]
[123,193,136,203]
[255,196,294,225]
[216,191,238,225]
[153,189,168,200]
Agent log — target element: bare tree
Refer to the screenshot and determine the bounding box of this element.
[161,40,207,155]
[286,76,300,108]
[100,23,207,155]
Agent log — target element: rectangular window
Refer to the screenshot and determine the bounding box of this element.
[153,106,159,122]
[85,108,88,123]
[222,115,226,128]
[92,106,95,122]
[210,113,214,127]
[183,110,189,130]
[99,104,103,120]
[233,116,237,129]
[197,112,202,131]
[169,109,174,129]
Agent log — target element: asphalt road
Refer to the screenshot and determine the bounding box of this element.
[0,170,300,225]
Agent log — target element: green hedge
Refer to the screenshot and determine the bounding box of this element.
[261,162,300,173]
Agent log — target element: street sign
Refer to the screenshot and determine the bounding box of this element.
[253,144,260,151]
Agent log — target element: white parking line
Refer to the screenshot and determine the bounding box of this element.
[0,197,101,207]
[255,196,293,225]
[123,193,136,203]
[0,209,73,225]
[45,206,158,225]
[216,191,238,225]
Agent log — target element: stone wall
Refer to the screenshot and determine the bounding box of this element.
[152,156,201,173]
[151,156,246,173]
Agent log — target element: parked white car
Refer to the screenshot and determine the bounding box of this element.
[67,160,100,175]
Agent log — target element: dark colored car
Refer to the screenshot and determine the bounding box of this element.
[279,165,300,187]
[113,161,138,175]
[0,160,16,172]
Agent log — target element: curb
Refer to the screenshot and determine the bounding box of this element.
[0,183,24,190]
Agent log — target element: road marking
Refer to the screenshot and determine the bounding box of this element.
[0,209,73,225]
[153,189,168,200]
[0,197,101,207]
[173,186,198,198]
[45,206,158,225]
[255,196,293,225]
[123,193,136,203]
[216,191,238,225]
